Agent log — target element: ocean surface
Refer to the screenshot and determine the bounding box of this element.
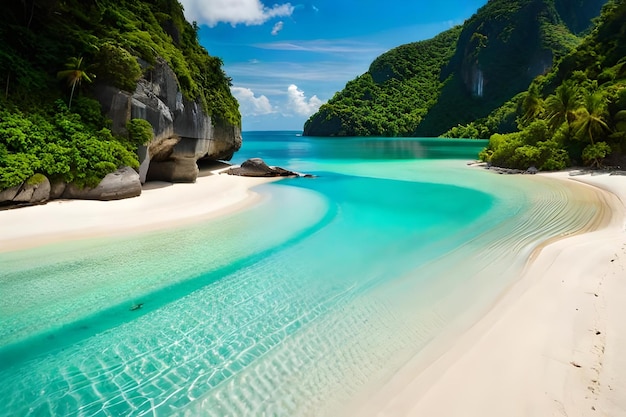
[0,132,601,416]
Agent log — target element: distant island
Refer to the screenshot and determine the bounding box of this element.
[304,0,626,171]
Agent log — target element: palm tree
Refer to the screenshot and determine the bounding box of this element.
[573,91,610,145]
[520,84,544,126]
[544,80,580,132]
[57,56,94,110]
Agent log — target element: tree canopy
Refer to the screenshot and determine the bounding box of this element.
[303,0,607,138]
[478,0,626,170]
[0,0,239,190]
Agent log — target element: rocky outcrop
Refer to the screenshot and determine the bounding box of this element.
[49,182,67,200]
[0,175,51,206]
[225,158,313,178]
[62,167,142,201]
[146,157,198,182]
[0,167,141,208]
[95,58,242,184]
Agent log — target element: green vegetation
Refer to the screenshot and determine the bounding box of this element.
[127,119,154,146]
[0,0,238,190]
[303,27,462,136]
[415,0,592,137]
[0,101,139,190]
[25,173,48,186]
[94,43,142,92]
[304,0,606,138]
[57,56,95,110]
[303,0,623,170]
[479,0,626,170]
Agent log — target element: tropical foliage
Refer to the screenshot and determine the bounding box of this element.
[304,0,606,138]
[126,119,155,146]
[0,0,238,190]
[479,0,626,170]
[57,56,95,110]
[0,100,138,189]
[414,0,594,137]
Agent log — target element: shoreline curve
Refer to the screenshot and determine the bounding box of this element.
[349,170,626,417]
[1,164,625,416]
[0,168,278,253]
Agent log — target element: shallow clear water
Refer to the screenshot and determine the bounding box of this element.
[0,132,601,416]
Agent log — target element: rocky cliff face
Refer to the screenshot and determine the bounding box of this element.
[0,58,241,207]
[449,0,558,102]
[96,58,242,183]
[303,0,607,138]
[413,0,592,136]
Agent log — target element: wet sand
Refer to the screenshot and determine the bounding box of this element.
[350,171,626,417]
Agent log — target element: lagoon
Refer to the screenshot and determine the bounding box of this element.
[0,132,601,416]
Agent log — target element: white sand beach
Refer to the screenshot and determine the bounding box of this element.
[353,171,626,417]
[1,167,625,417]
[0,168,277,253]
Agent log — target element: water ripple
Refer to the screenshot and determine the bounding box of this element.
[0,165,604,417]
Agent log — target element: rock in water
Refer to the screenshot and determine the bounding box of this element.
[225,158,312,177]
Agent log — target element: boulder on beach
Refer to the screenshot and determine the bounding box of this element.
[62,166,142,201]
[0,174,51,206]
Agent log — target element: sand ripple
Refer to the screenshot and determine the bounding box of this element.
[0,170,606,417]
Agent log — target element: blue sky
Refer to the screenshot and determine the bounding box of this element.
[179,0,489,131]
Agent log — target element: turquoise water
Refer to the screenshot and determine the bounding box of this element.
[0,132,600,416]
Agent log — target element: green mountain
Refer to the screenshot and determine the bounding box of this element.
[478,0,626,170]
[303,0,606,137]
[0,0,240,202]
[303,27,462,136]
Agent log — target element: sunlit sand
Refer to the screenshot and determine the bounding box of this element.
[1,162,625,416]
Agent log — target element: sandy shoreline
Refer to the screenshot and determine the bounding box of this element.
[0,168,278,253]
[1,166,625,416]
[352,171,626,417]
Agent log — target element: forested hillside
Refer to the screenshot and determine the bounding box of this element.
[303,0,606,137]
[0,0,238,190]
[303,28,461,136]
[477,0,626,170]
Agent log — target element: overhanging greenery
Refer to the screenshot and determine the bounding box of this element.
[478,0,626,170]
[0,0,239,190]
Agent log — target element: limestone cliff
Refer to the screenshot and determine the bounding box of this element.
[96,58,241,184]
[0,0,242,206]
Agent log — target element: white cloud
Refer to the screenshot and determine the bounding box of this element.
[231,86,275,116]
[179,0,294,27]
[254,39,382,54]
[271,21,284,36]
[228,60,372,83]
[286,84,323,116]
